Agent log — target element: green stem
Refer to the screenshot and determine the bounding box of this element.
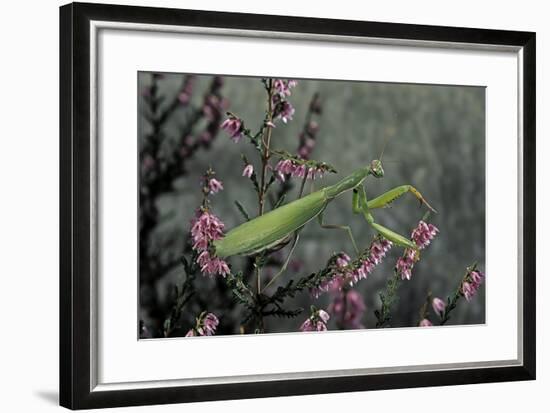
[439,264,477,325]
[254,79,275,330]
[375,270,402,328]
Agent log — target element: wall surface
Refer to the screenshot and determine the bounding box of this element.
[0,0,546,411]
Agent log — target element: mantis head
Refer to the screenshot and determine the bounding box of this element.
[370,160,384,178]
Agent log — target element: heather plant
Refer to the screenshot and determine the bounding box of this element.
[143,77,485,337]
[139,73,235,337]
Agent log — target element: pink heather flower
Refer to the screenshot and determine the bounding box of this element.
[298,147,310,159]
[305,137,316,149]
[395,221,438,280]
[197,251,230,278]
[273,99,295,123]
[275,159,293,175]
[419,318,433,327]
[315,321,327,331]
[310,252,351,298]
[242,164,254,178]
[275,159,325,181]
[274,170,286,183]
[470,270,484,286]
[190,211,225,250]
[313,239,392,297]
[318,309,330,323]
[273,79,297,97]
[411,221,439,250]
[221,117,243,142]
[369,238,393,265]
[336,252,351,268]
[188,312,220,337]
[347,239,392,285]
[328,290,366,329]
[178,92,190,105]
[396,248,417,280]
[310,275,345,299]
[202,313,219,336]
[208,178,224,194]
[190,210,230,277]
[432,297,446,315]
[299,319,314,331]
[306,121,319,135]
[461,269,485,301]
[300,309,330,332]
[462,282,475,301]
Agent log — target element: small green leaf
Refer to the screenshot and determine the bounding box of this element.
[234,200,251,221]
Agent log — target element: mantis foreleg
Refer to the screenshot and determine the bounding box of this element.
[367,185,437,213]
[317,211,360,255]
[356,185,418,250]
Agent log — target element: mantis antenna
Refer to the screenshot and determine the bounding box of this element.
[378,133,392,161]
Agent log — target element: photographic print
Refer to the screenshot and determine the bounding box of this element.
[60,4,535,407]
[138,73,486,338]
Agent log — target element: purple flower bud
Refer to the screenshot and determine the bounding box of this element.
[419,318,433,327]
[190,209,231,277]
[336,253,351,268]
[305,137,316,149]
[300,308,330,332]
[273,79,297,97]
[276,101,295,123]
[470,270,484,285]
[299,319,313,332]
[221,117,243,143]
[318,309,330,323]
[242,164,254,178]
[187,312,220,337]
[411,221,439,249]
[306,121,319,136]
[208,178,224,194]
[462,281,475,301]
[178,92,190,105]
[328,290,366,329]
[203,313,220,336]
[432,297,446,315]
[461,269,485,301]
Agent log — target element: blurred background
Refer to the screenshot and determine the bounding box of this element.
[138,72,485,337]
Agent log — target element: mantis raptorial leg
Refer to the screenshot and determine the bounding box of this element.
[367,185,437,213]
[355,185,418,249]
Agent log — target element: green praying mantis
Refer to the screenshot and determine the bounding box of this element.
[213,158,437,283]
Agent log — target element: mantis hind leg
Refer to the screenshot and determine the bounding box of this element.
[367,185,437,213]
[261,230,302,293]
[356,185,418,250]
[317,212,360,255]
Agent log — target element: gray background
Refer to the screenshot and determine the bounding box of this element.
[139,73,486,333]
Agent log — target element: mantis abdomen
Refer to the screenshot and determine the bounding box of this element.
[213,189,328,258]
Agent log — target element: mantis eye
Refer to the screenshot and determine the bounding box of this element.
[370,160,384,178]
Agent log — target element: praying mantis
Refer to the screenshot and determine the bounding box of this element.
[213,159,437,274]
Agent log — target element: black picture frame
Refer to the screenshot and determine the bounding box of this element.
[60,2,536,409]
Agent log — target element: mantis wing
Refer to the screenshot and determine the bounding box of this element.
[213,189,328,258]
